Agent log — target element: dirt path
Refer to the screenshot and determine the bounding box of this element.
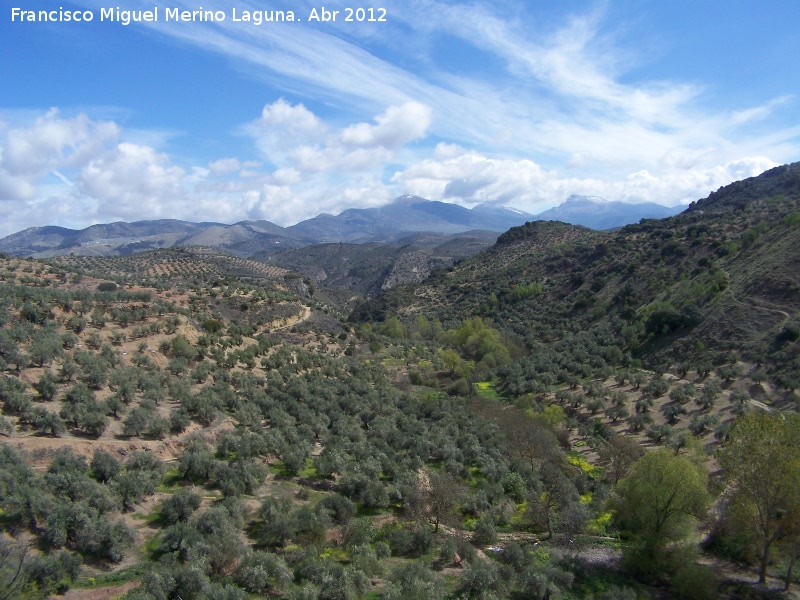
[749,398,774,413]
[57,581,139,600]
[269,305,312,331]
[726,285,792,322]
[698,555,800,599]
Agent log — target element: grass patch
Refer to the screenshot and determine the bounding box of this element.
[571,562,648,599]
[466,466,482,486]
[298,458,318,478]
[356,504,390,517]
[381,357,406,368]
[509,501,529,529]
[587,511,613,535]
[474,380,503,400]
[74,563,150,589]
[158,466,182,490]
[132,508,163,526]
[143,531,163,558]
[320,546,349,561]
[567,452,601,479]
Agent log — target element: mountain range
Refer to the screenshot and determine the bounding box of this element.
[536,195,682,229]
[352,162,800,386]
[0,195,681,259]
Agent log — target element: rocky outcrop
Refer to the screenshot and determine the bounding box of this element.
[381,250,452,290]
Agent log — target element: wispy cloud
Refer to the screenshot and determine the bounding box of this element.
[73,0,794,171]
[0,0,797,236]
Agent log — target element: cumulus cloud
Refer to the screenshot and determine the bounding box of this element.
[235,170,393,226]
[2,109,119,175]
[208,157,263,177]
[0,172,36,201]
[271,167,301,186]
[208,157,242,175]
[78,143,186,217]
[256,98,325,136]
[393,149,778,213]
[0,100,423,233]
[0,98,785,240]
[0,109,118,201]
[249,99,432,175]
[249,98,327,162]
[340,102,432,149]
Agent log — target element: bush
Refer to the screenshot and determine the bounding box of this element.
[161,490,201,524]
[131,564,209,600]
[24,550,82,595]
[233,550,292,594]
[341,517,376,548]
[449,378,471,396]
[473,516,497,545]
[672,563,717,600]
[318,494,356,525]
[90,449,121,483]
[502,471,527,503]
[383,561,445,600]
[382,524,420,557]
[458,558,507,599]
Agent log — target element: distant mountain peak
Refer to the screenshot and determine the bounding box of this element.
[537,196,681,230]
[392,194,427,205]
[471,202,532,217]
[564,194,608,204]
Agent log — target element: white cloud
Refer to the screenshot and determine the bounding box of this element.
[0,172,36,201]
[2,109,119,175]
[0,109,119,201]
[272,167,301,186]
[340,102,432,149]
[249,98,327,162]
[77,143,187,219]
[236,171,393,226]
[249,99,432,174]
[208,157,242,175]
[66,0,799,180]
[0,100,784,240]
[208,158,264,179]
[392,148,778,213]
[433,143,467,161]
[256,98,325,136]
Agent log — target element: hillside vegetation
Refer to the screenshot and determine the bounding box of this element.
[354,163,800,393]
[0,164,799,600]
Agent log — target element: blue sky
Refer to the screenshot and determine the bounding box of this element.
[1,0,798,236]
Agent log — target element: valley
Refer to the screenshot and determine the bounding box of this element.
[0,164,799,599]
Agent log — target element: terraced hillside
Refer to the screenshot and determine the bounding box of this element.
[354,163,800,394]
[1,165,799,600]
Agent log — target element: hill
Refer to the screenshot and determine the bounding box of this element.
[0,220,222,256]
[1,166,799,600]
[536,195,682,229]
[0,196,527,258]
[260,231,498,295]
[0,194,678,259]
[352,162,800,392]
[285,196,531,242]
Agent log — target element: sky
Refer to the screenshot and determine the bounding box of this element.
[1,0,799,237]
